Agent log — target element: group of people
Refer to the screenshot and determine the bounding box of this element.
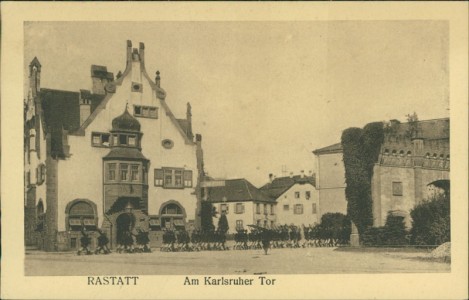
[161,228,229,252]
[77,227,151,255]
[77,228,111,255]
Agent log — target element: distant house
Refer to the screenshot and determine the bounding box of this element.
[260,172,319,226]
[312,143,348,217]
[205,179,276,233]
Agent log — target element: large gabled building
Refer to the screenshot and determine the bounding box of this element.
[24,41,205,251]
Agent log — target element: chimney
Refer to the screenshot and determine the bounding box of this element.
[79,90,91,125]
[301,170,305,178]
[269,173,273,183]
[126,40,133,63]
[155,71,161,87]
[139,42,145,65]
[289,172,293,178]
[91,65,114,95]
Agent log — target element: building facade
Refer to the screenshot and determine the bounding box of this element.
[205,179,277,233]
[313,118,450,228]
[24,41,205,251]
[312,143,347,218]
[372,119,450,227]
[260,173,319,226]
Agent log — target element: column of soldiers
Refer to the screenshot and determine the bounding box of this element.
[77,226,151,255]
[160,228,229,252]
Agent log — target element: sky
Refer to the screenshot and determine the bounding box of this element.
[24,21,449,186]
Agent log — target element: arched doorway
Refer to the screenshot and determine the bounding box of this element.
[160,202,186,230]
[116,213,135,245]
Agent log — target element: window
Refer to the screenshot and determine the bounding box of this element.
[154,169,164,186]
[134,105,158,119]
[256,203,261,214]
[312,203,317,214]
[263,204,267,215]
[91,132,110,147]
[130,164,139,181]
[128,136,136,146]
[119,134,128,145]
[295,192,300,199]
[256,219,261,226]
[236,220,243,230]
[264,220,268,228]
[120,163,129,181]
[235,203,244,214]
[392,182,403,196]
[36,164,46,185]
[68,201,95,230]
[154,168,187,188]
[271,221,274,228]
[113,135,118,146]
[305,191,311,200]
[162,139,174,149]
[162,204,183,215]
[107,163,116,181]
[220,204,229,214]
[26,171,31,187]
[283,204,289,211]
[294,204,304,214]
[270,204,274,215]
[184,170,193,187]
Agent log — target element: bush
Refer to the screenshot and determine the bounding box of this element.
[410,193,450,245]
[310,213,351,242]
[361,213,409,246]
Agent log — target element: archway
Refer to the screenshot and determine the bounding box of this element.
[116,213,135,245]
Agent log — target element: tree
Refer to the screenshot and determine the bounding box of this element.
[200,201,215,231]
[341,123,383,234]
[217,213,229,233]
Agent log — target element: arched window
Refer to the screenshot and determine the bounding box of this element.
[36,200,45,231]
[407,151,412,156]
[425,153,431,159]
[392,150,397,156]
[439,154,444,159]
[68,200,96,230]
[384,149,389,155]
[162,203,183,215]
[433,153,438,159]
[37,200,44,215]
[446,154,450,160]
[399,150,404,157]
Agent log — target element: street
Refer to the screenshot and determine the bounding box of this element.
[25,246,450,276]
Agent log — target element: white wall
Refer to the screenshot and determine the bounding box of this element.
[57,53,199,231]
[275,183,319,226]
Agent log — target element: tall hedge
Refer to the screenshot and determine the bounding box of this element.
[341,122,384,234]
[201,201,215,231]
[410,193,450,245]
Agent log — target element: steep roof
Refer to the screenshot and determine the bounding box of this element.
[260,175,315,199]
[207,179,274,203]
[312,142,343,155]
[40,88,105,158]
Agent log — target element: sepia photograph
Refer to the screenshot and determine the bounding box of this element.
[23,20,451,276]
[2,2,468,299]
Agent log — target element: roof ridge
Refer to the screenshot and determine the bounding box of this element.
[244,179,254,200]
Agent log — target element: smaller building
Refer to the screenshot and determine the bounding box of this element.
[205,179,276,233]
[260,173,319,226]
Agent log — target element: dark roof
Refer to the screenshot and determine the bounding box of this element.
[207,179,274,203]
[103,147,148,161]
[112,108,141,132]
[313,142,343,155]
[260,175,315,199]
[176,118,193,139]
[40,88,105,157]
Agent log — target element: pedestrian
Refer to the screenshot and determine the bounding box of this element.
[78,226,92,255]
[261,229,272,255]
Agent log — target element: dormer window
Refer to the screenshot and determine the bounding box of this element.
[134,105,158,119]
[119,135,128,145]
[128,136,136,146]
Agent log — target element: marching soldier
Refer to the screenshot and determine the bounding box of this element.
[95,229,111,254]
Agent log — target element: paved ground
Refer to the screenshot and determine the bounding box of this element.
[25,246,450,276]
